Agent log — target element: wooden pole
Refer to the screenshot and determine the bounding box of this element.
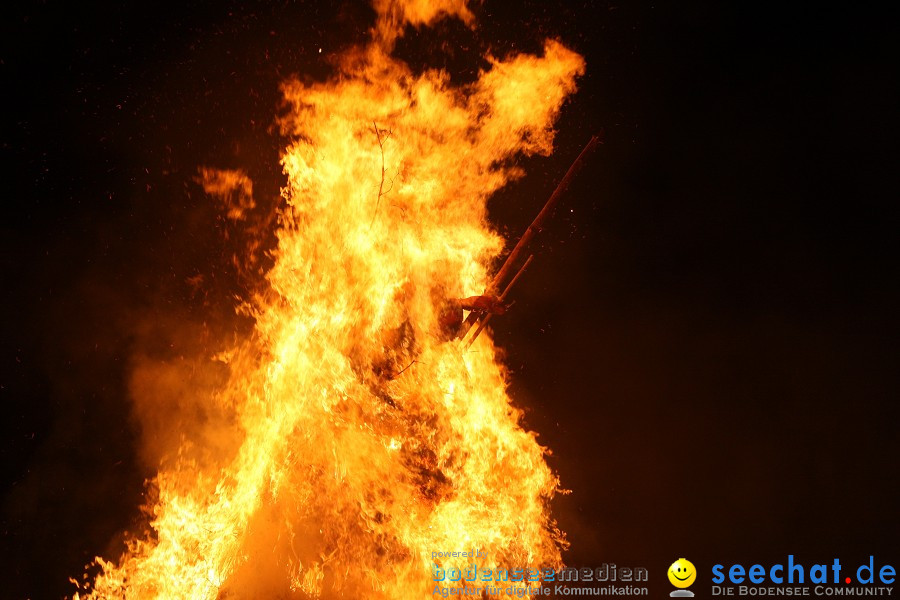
[489,135,600,292]
[457,135,601,339]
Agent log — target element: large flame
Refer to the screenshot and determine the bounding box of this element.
[74,2,584,598]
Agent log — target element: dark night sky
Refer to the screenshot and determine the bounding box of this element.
[1,1,898,598]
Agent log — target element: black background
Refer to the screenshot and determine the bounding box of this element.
[2,1,898,598]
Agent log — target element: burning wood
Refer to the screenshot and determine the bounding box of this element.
[72,1,586,598]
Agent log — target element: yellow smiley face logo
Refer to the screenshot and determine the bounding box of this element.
[668,558,697,588]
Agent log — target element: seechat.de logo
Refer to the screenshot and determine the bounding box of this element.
[669,558,697,597]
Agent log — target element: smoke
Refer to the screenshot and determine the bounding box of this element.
[126,316,236,473]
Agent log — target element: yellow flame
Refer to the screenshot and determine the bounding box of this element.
[75,2,583,598]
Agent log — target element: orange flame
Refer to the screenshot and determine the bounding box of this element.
[197,168,256,221]
[74,1,583,598]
